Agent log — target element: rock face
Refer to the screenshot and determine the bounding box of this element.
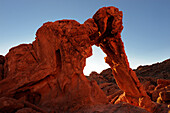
[0,6,167,113]
[1,19,108,112]
[0,97,24,113]
[0,55,5,80]
[152,79,170,103]
[0,97,46,113]
[87,68,116,84]
[134,58,170,79]
[76,102,149,113]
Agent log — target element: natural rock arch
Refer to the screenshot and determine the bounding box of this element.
[0,6,156,112]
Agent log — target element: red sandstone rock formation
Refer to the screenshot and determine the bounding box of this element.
[87,69,123,104]
[152,79,170,102]
[135,59,170,106]
[76,102,149,113]
[88,67,170,111]
[0,55,5,80]
[0,19,108,112]
[0,97,24,113]
[92,7,157,112]
[0,97,47,113]
[134,58,170,79]
[0,6,168,113]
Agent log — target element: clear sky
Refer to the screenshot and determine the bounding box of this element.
[0,0,170,75]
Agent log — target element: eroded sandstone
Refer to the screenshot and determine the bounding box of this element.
[0,55,5,80]
[0,17,107,113]
[0,6,168,113]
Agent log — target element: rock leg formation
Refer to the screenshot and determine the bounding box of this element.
[92,7,156,112]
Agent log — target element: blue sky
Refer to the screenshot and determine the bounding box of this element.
[0,0,170,75]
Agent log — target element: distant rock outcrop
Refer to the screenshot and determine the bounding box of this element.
[134,58,170,79]
[0,6,169,113]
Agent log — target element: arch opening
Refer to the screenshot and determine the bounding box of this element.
[83,45,110,76]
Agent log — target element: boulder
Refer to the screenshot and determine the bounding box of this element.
[157,79,170,87]
[99,83,120,96]
[152,85,170,102]
[108,90,123,103]
[15,108,40,113]
[87,71,109,84]
[158,91,170,103]
[0,97,24,113]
